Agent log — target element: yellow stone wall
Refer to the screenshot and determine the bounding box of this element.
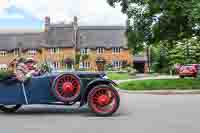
[1,47,132,71]
[78,48,133,71]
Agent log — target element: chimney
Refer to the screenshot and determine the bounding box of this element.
[73,16,78,31]
[74,16,78,24]
[45,16,50,32]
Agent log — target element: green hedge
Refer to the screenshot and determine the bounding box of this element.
[0,70,13,80]
[119,79,200,90]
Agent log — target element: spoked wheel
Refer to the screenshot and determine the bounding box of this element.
[52,74,81,103]
[88,85,120,116]
[0,104,22,113]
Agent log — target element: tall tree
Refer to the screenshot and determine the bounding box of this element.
[107,0,200,49]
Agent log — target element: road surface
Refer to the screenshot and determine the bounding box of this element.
[0,92,200,133]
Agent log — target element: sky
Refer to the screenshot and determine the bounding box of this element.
[0,0,127,29]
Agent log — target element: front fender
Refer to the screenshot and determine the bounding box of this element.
[80,78,118,106]
[86,78,118,88]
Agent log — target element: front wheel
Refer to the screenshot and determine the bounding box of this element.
[0,104,22,113]
[88,85,120,116]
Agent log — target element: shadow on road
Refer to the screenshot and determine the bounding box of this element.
[0,105,127,117]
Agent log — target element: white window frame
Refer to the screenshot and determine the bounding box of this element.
[79,61,90,69]
[14,49,19,56]
[80,48,90,55]
[27,48,37,56]
[53,61,60,70]
[49,48,60,54]
[112,60,122,68]
[112,47,121,54]
[0,51,7,56]
[0,64,8,70]
[96,47,104,54]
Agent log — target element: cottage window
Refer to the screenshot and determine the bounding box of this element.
[112,47,121,54]
[97,47,104,54]
[49,48,60,54]
[112,60,121,68]
[0,51,7,56]
[14,49,19,56]
[28,49,37,56]
[79,61,90,69]
[53,61,60,69]
[80,48,89,55]
[0,64,8,70]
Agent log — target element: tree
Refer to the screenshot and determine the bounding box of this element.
[107,0,200,46]
[151,42,170,73]
[107,0,200,73]
[168,36,200,65]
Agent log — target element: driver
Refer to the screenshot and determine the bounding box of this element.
[15,58,40,81]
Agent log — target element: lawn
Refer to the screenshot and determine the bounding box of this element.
[119,79,200,90]
[107,72,129,80]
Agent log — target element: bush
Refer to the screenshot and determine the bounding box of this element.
[39,63,52,73]
[78,68,87,71]
[130,69,137,76]
[0,70,13,80]
[105,64,113,71]
[124,66,132,73]
[123,66,137,75]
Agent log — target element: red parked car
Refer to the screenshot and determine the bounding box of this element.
[177,64,199,78]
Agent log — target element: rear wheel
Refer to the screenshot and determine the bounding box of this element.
[88,85,120,116]
[0,104,22,113]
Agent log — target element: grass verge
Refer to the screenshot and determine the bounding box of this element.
[107,72,129,80]
[119,79,200,90]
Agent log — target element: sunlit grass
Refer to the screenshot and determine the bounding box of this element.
[119,79,200,90]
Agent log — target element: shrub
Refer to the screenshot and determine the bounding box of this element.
[130,69,137,76]
[105,64,113,71]
[78,68,87,71]
[39,63,52,73]
[124,66,132,73]
[0,70,14,80]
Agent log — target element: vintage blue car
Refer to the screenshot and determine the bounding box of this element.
[0,71,120,116]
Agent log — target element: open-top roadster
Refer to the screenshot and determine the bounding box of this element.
[0,71,120,116]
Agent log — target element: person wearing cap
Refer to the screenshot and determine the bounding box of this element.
[15,58,40,82]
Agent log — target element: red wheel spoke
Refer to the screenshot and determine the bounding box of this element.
[90,87,118,114]
[71,89,76,95]
[60,91,65,96]
[72,80,77,86]
[55,74,80,102]
[64,78,68,82]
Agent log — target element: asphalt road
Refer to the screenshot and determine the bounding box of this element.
[1,92,200,133]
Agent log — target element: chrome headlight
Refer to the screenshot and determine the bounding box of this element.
[100,72,108,79]
[102,75,108,79]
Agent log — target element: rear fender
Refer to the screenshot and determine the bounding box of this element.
[80,78,118,106]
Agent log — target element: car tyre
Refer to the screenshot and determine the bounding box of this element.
[51,73,81,103]
[88,84,120,116]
